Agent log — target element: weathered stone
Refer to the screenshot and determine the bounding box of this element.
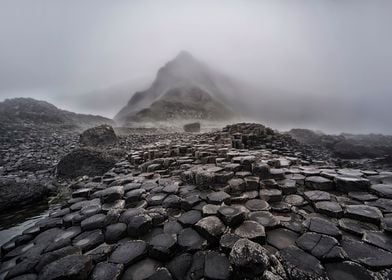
[370,184,392,198]
[245,199,270,211]
[183,122,200,133]
[109,240,147,266]
[204,251,231,280]
[167,253,192,280]
[362,231,392,252]
[324,261,373,280]
[57,148,116,178]
[341,236,392,269]
[163,220,183,235]
[149,233,177,260]
[79,125,117,147]
[296,232,346,261]
[177,228,207,252]
[206,191,231,205]
[344,204,383,225]
[305,176,334,191]
[220,233,240,254]
[348,191,378,201]
[195,216,226,243]
[127,214,153,237]
[259,189,282,202]
[72,230,104,252]
[248,211,280,229]
[338,218,378,236]
[277,246,327,280]
[37,255,92,280]
[81,214,106,231]
[91,262,123,280]
[105,223,127,244]
[303,217,341,238]
[335,176,370,192]
[284,194,305,206]
[202,204,221,216]
[178,210,202,226]
[266,228,299,250]
[314,201,343,218]
[234,221,265,244]
[229,238,270,278]
[217,206,245,227]
[121,258,161,280]
[304,190,331,202]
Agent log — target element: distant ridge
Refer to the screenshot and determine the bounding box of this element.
[0,97,114,129]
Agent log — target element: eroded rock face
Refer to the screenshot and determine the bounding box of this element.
[79,125,118,147]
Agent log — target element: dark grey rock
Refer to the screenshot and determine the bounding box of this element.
[296,232,346,261]
[305,176,334,191]
[127,214,153,237]
[324,261,373,280]
[217,206,245,227]
[344,204,383,225]
[121,258,161,280]
[234,221,265,244]
[79,124,118,147]
[266,228,299,250]
[177,228,207,252]
[245,199,270,211]
[335,176,370,193]
[314,201,343,218]
[338,218,378,236]
[109,240,147,266]
[72,230,104,252]
[105,223,127,244]
[195,216,226,243]
[229,238,270,278]
[149,233,177,260]
[91,262,123,280]
[204,251,231,280]
[277,246,327,280]
[341,236,392,269]
[37,255,92,280]
[81,214,106,231]
[303,217,341,238]
[248,211,280,229]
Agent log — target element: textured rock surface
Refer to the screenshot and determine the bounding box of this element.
[2,122,392,280]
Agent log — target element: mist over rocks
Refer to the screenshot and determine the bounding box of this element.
[115,51,240,125]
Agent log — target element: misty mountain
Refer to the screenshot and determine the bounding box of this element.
[0,98,113,129]
[115,51,242,124]
[129,86,235,121]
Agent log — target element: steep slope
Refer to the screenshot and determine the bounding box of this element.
[0,98,113,129]
[115,51,241,124]
[129,86,235,121]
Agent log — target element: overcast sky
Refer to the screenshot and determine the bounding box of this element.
[0,0,391,133]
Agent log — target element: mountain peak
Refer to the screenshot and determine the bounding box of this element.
[174,50,194,61]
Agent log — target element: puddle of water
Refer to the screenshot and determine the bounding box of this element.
[0,199,55,246]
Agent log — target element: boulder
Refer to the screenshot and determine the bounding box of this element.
[183,122,201,133]
[56,148,117,178]
[79,125,118,147]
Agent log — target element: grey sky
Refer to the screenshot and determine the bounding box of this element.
[0,0,391,133]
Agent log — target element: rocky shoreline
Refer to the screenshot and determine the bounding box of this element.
[1,123,392,279]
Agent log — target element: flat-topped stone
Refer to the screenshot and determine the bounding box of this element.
[304,190,331,202]
[305,176,334,191]
[344,205,383,225]
[335,176,370,193]
[234,221,265,244]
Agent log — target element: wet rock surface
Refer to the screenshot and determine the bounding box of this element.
[2,122,392,279]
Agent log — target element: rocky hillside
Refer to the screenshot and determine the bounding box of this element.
[288,128,392,159]
[0,98,114,129]
[115,51,239,124]
[129,86,235,122]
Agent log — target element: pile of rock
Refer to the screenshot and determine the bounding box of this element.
[2,123,392,279]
